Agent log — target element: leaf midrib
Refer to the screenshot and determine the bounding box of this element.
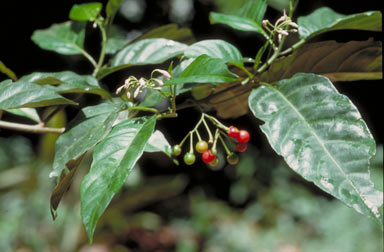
[86,120,152,236]
[55,113,115,172]
[267,83,377,218]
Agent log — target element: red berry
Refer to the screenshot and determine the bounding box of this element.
[202,150,216,163]
[237,130,250,143]
[236,142,247,152]
[228,126,240,139]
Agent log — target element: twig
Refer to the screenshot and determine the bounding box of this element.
[0,120,65,134]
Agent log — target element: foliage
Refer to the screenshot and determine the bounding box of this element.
[0,0,382,245]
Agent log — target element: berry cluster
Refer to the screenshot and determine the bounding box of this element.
[228,126,250,152]
[171,113,250,168]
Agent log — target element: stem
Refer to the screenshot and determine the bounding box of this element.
[211,129,220,152]
[256,1,297,73]
[195,130,202,141]
[204,114,228,131]
[81,49,97,68]
[0,120,65,134]
[256,38,285,73]
[202,116,213,143]
[218,134,231,155]
[279,39,306,56]
[189,131,194,153]
[254,40,269,71]
[128,106,159,114]
[231,63,254,79]
[263,33,278,51]
[92,22,108,77]
[179,131,192,147]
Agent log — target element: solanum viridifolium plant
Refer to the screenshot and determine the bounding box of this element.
[0,0,382,243]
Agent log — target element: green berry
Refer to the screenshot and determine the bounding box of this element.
[172,145,182,156]
[208,157,220,168]
[226,153,239,165]
[195,140,208,153]
[184,152,196,165]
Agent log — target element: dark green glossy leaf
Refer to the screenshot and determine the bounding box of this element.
[4,108,40,122]
[249,73,383,223]
[69,2,102,21]
[145,130,172,157]
[165,55,239,86]
[0,60,17,81]
[111,38,188,67]
[209,0,268,38]
[145,130,179,166]
[298,8,382,40]
[51,103,121,178]
[31,21,86,55]
[97,39,188,79]
[260,39,382,83]
[20,71,111,98]
[0,80,76,109]
[184,39,243,63]
[80,116,156,242]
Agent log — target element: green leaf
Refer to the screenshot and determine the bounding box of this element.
[51,103,121,178]
[145,130,172,156]
[235,0,267,23]
[97,38,188,79]
[0,80,77,109]
[209,0,268,37]
[105,25,128,54]
[111,38,188,67]
[50,156,84,219]
[298,8,382,40]
[69,2,102,21]
[4,108,41,122]
[19,71,111,98]
[260,39,382,83]
[248,73,383,223]
[31,21,86,55]
[106,0,124,28]
[184,39,243,64]
[0,79,12,87]
[145,130,179,165]
[80,115,157,242]
[0,60,17,81]
[165,55,239,86]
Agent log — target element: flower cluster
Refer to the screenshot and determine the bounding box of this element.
[262,10,298,41]
[116,69,171,100]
